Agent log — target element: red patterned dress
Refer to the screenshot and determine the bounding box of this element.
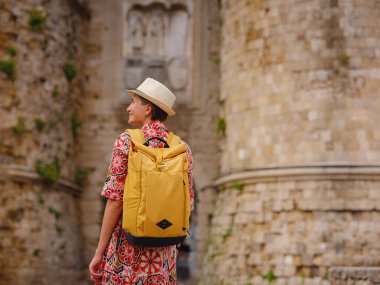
[98,121,194,285]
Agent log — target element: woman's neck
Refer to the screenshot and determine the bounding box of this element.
[141,117,152,126]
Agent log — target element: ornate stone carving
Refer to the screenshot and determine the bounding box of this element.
[123,1,192,103]
[128,10,145,55]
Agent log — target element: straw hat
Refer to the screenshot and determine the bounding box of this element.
[127,78,176,116]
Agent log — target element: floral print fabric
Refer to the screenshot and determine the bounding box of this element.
[98,121,194,285]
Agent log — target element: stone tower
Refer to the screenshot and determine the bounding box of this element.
[0,0,89,284]
[201,0,380,284]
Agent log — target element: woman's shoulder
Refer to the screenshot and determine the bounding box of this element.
[119,130,131,141]
[113,131,131,151]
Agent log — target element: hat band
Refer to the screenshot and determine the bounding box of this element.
[134,88,145,95]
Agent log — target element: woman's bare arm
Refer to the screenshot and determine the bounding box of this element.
[89,199,123,282]
[96,199,123,254]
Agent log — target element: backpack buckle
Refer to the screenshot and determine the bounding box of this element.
[157,162,168,171]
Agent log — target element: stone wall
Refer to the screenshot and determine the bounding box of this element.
[329,267,380,285]
[0,0,89,284]
[0,181,83,284]
[201,174,380,285]
[200,0,380,284]
[219,0,380,171]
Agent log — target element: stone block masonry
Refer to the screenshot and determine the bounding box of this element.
[329,267,380,285]
[199,0,380,283]
[0,181,84,285]
[219,0,380,172]
[0,0,89,284]
[201,174,380,285]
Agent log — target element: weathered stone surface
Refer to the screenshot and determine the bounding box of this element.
[0,181,85,284]
[201,177,380,284]
[123,1,193,102]
[330,267,380,285]
[199,0,380,283]
[0,0,88,284]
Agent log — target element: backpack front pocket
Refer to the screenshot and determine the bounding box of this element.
[144,171,186,237]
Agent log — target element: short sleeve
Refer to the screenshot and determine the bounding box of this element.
[185,143,194,211]
[101,132,130,201]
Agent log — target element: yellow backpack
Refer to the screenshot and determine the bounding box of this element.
[122,129,191,247]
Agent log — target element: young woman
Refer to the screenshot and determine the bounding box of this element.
[89,78,194,285]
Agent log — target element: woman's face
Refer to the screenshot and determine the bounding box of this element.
[127,94,151,126]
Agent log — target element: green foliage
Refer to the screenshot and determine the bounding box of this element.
[263,270,277,282]
[216,117,226,135]
[0,59,16,79]
[222,225,233,242]
[52,85,59,97]
[338,54,349,66]
[209,54,220,65]
[63,63,77,81]
[71,112,82,139]
[35,157,61,184]
[34,118,46,132]
[55,224,64,234]
[6,45,17,57]
[232,182,244,191]
[48,206,62,220]
[323,269,329,280]
[209,251,223,259]
[29,10,46,31]
[12,117,26,136]
[33,249,41,257]
[43,35,49,48]
[300,272,305,285]
[75,167,89,185]
[37,193,45,205]
[205,236,214,248]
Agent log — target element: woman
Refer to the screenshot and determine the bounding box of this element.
[89,78,194,284]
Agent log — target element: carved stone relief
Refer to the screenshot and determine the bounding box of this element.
[128,10,145,55]
[123,1,192,104]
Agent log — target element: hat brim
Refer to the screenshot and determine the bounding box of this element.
[127,89,175,116]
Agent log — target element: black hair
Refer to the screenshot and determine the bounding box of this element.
[139,96,168,122]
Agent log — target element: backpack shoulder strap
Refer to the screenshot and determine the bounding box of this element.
[125,129,145,144]
[167,131,181,146]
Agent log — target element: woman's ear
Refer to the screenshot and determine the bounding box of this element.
[145,104,153,117]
